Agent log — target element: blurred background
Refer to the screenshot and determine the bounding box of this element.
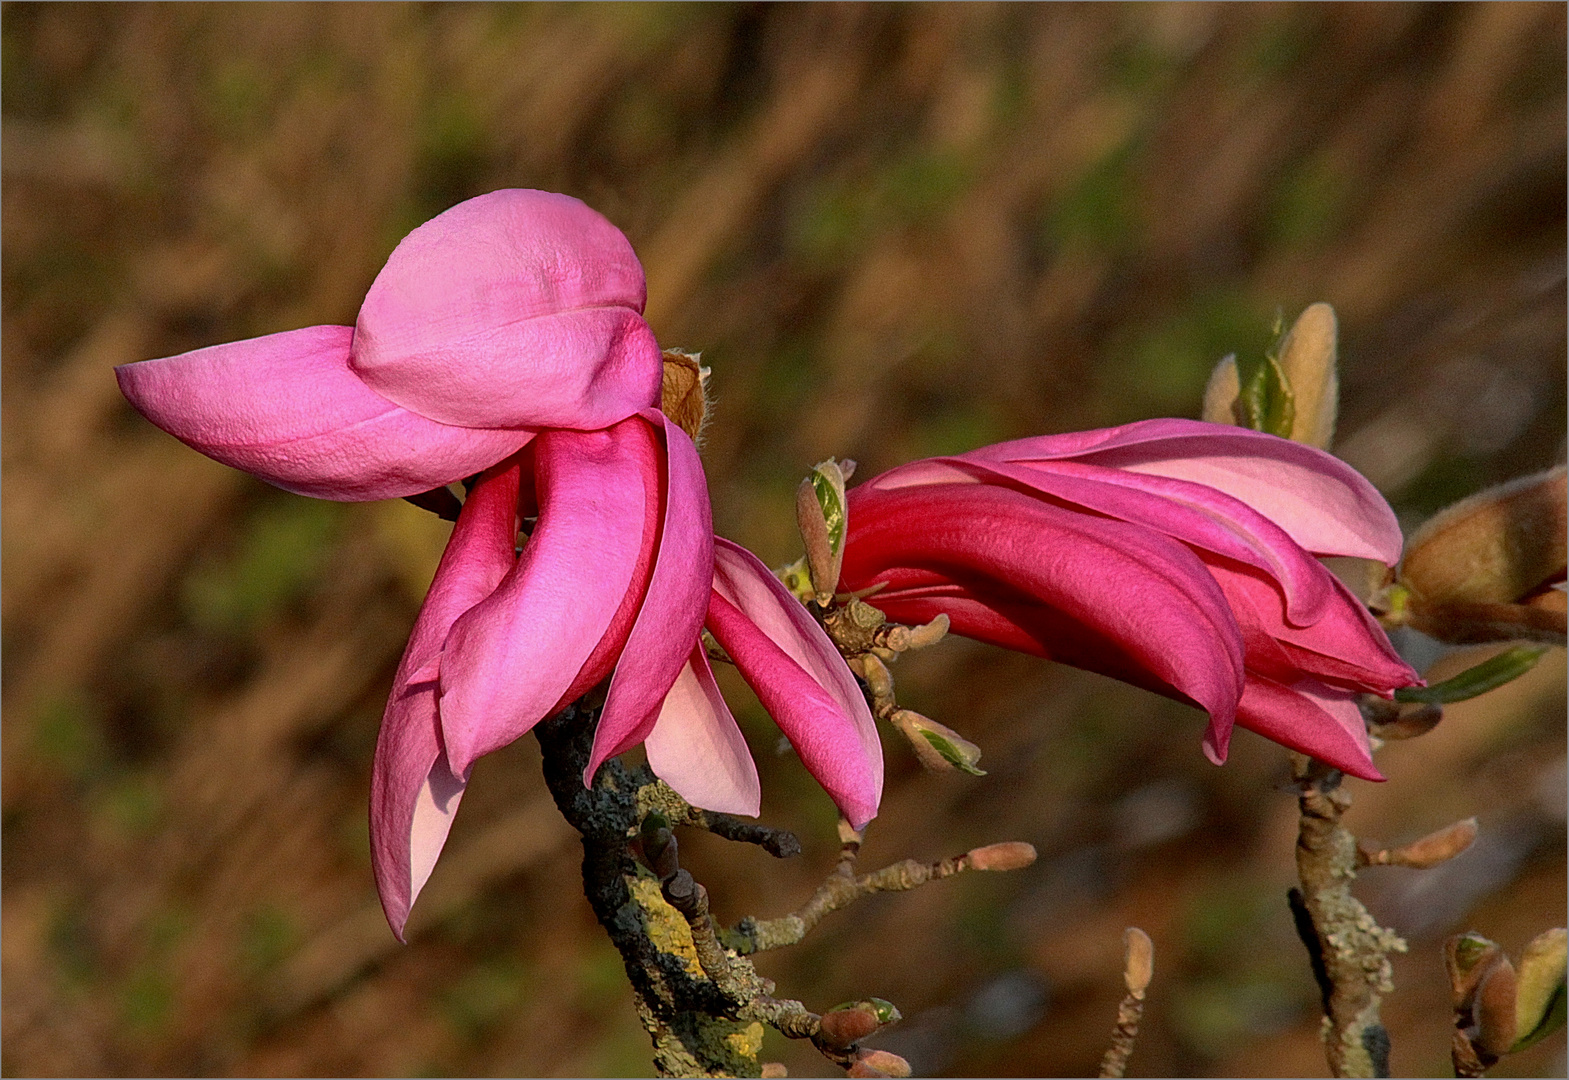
[3,4,1565,1076]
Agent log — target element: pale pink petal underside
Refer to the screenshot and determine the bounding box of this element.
[964,419,1403,564]
[116,325,532,500]
[371,459,521,939]
[587,414,716,782]
[643,646,762,817]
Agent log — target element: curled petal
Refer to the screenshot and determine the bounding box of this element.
[371,459,521,938]
[961,418,1403,564]
[1234,675,1382,780]
[587,414,715,782]
[843,483,1247,730]
[1203,555,1418,693]
[353,189,662,430]
[438,423,650,776]
[707,539,882,828]
[116,325,532,500]
[643,645,762,817]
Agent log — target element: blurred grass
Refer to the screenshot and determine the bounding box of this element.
[3,4,1565,1077]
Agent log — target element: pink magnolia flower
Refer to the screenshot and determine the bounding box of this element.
[116,189,880,939]
[839,419,1420,779]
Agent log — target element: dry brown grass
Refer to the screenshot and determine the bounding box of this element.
[3,4,1563,1076]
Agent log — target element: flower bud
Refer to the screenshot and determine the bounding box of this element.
[966,841,1038,872]
[1363,818,1477,869]
[817,1005,881,1048]
[1447,932,1507,1010]
[1474,955,1520,1057]
[847,1050,912,1078]
[1275,302,1338,449]
[1123,927,1154,996]
[797,459,849,603]
[760,1064,788,1079]
[1513,928,1568,1052]
[1399,466,1567,644]
[660,349,711,444]
[890,709,985,775]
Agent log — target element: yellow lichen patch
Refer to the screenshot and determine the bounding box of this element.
[629,876,706,980]
[727,1021,765,1059]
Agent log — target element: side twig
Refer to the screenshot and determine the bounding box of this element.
[1098,928,1154,1079]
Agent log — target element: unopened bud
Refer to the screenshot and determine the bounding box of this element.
[1123,927,1154,996]
[1363,818,1477,869]
[847,1049,912,1078]
[891,710,985,775]
[1275,302,1339,448]
[1447,932,1507,1009]
[1474,956,1520,1057]
[966,841,1038,872]
[1399,466,1568,644]
[660,350,711,444]
[1201,354,1242,427]
[760,1064,788,1079]
[883,614,949,652]
[1513,928,1568,1052]
[639,814,681,879]
[818,1005,881,1048]
[797,459,850,603]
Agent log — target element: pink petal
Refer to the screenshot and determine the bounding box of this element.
[437,422,651,777]
[1202,555,1418,694]
[842,483,1247,732]
[587,414,715,781]
[643,646,762,816]
[1233,674,1382,780]
[861,454,1335,626]
[352,189,662,431]
[963,419,1403,564]
[707,539,882,828]
[116,325,532,500]
[370,458,521,939]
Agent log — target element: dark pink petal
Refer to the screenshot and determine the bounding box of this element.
[1202,555,1419,694]
[352,189,662,431]
[587,414,715,782]
[843,483,1247,732]
[1234,674,1382,780]
[643,646,762,816]
[861,455,1335,626]
[437,423,650,777]
[707,539,882,828]
[962,419,1403,564]
[370,458,521,939]
[115,325,531,500]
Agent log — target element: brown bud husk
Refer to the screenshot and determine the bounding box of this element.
[1399,466,1568,644]
[1275,302,1339,448]
[1201,354,1242,427]
[967,841,1038,872]
[818,1005,881,1048]
[1473,957,1520,1057]
[1123,927,1155,996]
[847,1050,912,1078]
[1369,701,1443,741]
[890,709,985,775]
[760,1064,788,1079]
[1447,933,1507,1010]
[661,349,711,444]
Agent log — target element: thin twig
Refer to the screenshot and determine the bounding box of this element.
[1098,928,1153,1078]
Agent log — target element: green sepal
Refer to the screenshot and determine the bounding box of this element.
[1395,646,1548,704]
[1236,343,1296,438]
[920,730,986,776]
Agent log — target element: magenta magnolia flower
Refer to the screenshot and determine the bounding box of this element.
[839,419,1420,779]
[116,189,880,938]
